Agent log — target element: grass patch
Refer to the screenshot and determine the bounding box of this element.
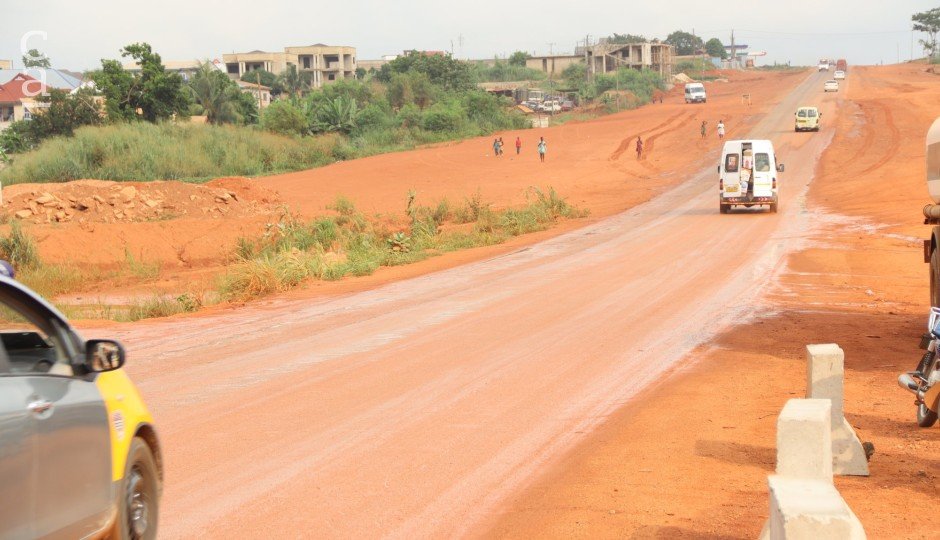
[218,187,587,302]
[122,293,203,322]
[124,248,160,280]
[0,122,339,185]
[0,221,40,269]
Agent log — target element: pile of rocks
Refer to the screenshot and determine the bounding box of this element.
[6,183,246,225]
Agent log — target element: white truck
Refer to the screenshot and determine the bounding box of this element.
[684,82,706,104]
[718,139,784,214]
[921,118,940,306]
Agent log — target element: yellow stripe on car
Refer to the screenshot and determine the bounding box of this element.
[95,369,155,481]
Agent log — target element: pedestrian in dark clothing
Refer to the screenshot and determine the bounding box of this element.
[493,138,501,157]
[636,136,644,160]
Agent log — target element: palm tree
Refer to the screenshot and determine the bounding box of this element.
[188,62,241,124]
[278,65,312,100]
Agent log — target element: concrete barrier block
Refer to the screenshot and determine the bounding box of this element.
[776,399,832,481]
[765,476,866,540]
[806,344,870,476]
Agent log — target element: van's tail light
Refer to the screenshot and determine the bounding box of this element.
[719,179,724,191]
[772,178,777,189]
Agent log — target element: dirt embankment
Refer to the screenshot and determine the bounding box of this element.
[0,69,805,303]
[486,64,940,539]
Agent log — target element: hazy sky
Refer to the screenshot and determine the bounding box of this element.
[3,0,937,71]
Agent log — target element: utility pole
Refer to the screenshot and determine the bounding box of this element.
[547,42,555,56]
[256,70,263,113]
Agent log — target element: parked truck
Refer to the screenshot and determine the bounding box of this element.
[836,59,847,72]
[922,118,940,306]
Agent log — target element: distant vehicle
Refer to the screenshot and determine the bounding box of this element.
[794,106,821,132]
[561,100,574,111]
[824,80,839,92]
[684,82,706,104]
[718,139,784,214]
[522,100,540,110]
[834,70,846,80]
[539,101,561,112]
[818,61,830,71]
[836,59,847,72]
[0,272,162,539]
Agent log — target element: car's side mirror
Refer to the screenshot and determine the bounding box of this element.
[85,339,126,373]
[777,163,785,172]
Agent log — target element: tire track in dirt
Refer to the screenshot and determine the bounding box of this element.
[856,100,901,176]
[608,110,689,161]
[636,113,699,171]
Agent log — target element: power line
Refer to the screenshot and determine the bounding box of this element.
[701,28,911,37]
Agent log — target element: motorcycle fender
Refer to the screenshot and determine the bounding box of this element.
[925,384,940,413]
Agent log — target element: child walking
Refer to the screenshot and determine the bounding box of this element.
[537,137,547,163]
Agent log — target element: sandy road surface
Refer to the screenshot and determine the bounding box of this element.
[100,71,837,538]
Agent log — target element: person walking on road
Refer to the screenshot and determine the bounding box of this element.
[515,136,522,155]
[636,136,644,160]
[700,120,707,139]
[492,138,501,157]
[717,120,726,139]
[537,137,547,163]
[498,137,505,156]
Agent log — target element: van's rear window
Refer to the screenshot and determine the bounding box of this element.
[725,153,739,172]
[755,153,770,172]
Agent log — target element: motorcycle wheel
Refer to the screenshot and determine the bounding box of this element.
[916,403,938,427]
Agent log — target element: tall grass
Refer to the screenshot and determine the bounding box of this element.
[218,188,587,302]
[0,123,339,185]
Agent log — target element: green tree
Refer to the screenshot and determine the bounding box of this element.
[704,38,728,59]
[191,62,256,124]
[22,48,51,68]
[379,51,473,91]
[913,7,940,58]
[605,33,649,44]
[261,100,306,135]
[241,69,279,93]
[27,89,102,139]
[508,51,530,66]
[387,72,435,109]
[91,43,189,122]
[278,65,312,99]
[664,30,704,56]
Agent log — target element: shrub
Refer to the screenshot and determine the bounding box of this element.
[422,104,463,132]
[0,221,40,269]
[261,100,307,136]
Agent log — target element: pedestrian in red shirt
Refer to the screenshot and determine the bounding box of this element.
[515,136,522,155]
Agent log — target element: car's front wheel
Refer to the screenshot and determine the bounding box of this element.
[116,438,160,540]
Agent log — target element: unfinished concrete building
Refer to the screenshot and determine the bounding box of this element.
[579,42,674,79]
[223,44,357,89]
[527,42,673,80]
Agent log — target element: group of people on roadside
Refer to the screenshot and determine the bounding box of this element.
[492,136,548,163]
[700,120,726,140]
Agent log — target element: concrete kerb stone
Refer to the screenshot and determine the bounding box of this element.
[805,344,870,476]
[759,399,866,539]
[776,399,832,481]
[766,476,866,539]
